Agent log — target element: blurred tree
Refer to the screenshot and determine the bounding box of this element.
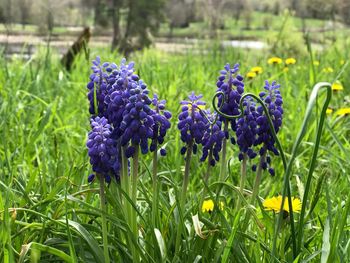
[94,0,109,27]
[337,0,350,25]
[200,0,226,35]
[120,0,165,56]
[165,0,197,30]
[19,0,30,29]
[5,0,11,25]
[111,0,121,50]
[304,0,333,19]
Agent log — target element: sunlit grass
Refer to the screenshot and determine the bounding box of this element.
[0,42,349,262]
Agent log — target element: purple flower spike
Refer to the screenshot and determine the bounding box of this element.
[254,80,283,175]
[216,63,244,132]
[200,112,226,166]
[236,96,259,161]
[150,94,172,155]
[86,116,119,182]
[178,92,209,154]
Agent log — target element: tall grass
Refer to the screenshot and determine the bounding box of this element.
[0,43,349,262]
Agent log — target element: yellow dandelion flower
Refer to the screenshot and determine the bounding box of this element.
[251,66,263,74]
[313,61,320,66]
[331,82,343,91]
[323,67,334,73]
[246,71,257,79]
[268,57,283,65]
[202,200,214,213]
[326,108,333,114]
[263,196,302,214]
[285,58,296,65]
[335,108,350,116]
[283,67,289,73]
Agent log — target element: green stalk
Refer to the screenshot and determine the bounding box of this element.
[201,149,213,207]
[218,120,228,183]
[121,146,133,258]
[251,153,266,205]
[215,120,228,200]
[237,153,247,209]
[152,142,159,228]
[296,85,332,253]
[131,144,140,262]
[98,174,110,263]
[175,140,193,253]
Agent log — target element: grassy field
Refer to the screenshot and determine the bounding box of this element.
[0,39,349,262]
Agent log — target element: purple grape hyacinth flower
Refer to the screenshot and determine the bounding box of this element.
[87,56,110,116]
[178,92,209,155]
[216,63,245,134]
[255,80,283,175]
[86,116,119,182]
[236,96,259,161]
[200,112,226,166]
[118,79,155,156]
[150,94,172,155]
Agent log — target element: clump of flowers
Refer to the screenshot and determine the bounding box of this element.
[86,57,172,182]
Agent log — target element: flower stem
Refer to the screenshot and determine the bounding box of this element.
[175,140,193,253]
[152,142,159,229]
[201,149,213,205]
[131,144,140,262]
[98,174,110,263]
[251,153,266,205]
[216,120,228,198]
[242,153,266,231]
[237,154,247,209]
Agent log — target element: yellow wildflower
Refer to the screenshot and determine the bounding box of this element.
[313,61,320,66]
[326,108,333,114]
[201,199,224,213]
[251,66,263,74]
[202,200,214,213]
[331,82,343,91]
[263,196,302,214]
[323,67,334,73]
[268,57,283,65]
[285,58,296,65]
[246,71,257,79]
[335,108,350,116]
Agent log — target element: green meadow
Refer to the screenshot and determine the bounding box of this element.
[0,39,349,263]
